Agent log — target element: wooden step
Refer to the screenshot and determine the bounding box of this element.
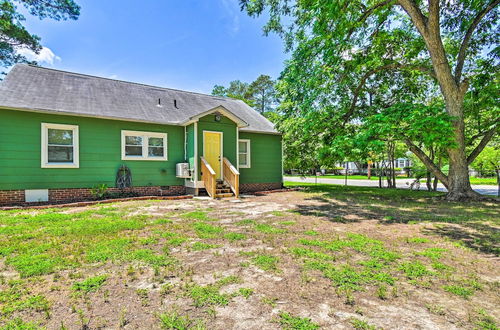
[215,193,234,198]
[216,188,231,193]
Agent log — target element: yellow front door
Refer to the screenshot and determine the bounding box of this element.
[204,131,222,179]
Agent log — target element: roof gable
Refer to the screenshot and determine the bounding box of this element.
[0,64,278,134]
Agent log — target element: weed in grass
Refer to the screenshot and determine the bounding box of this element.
[129,249,174,267]
[1,318,41,330]
[239,288,254,299]
[252,254,279,272]
[72,275,107,293]
[160,283,174,296]
[224,232,247,241]
[405,237,430,244]
[278,312,320,330]
[86,238,131,262]
[153,218,173,224]
[271,211,286,216]
[261,296,278,307]
[280,220,296,225]
[376,285,388,300]
[304,230,318,236]
[399,261,433,279]
[236,219,255,226]
[350,318,376,330]
[6,253,61,278]
[289,247,335,261]
[136,289,150,306]
[158,310,206,329]
[140,237,159,245]
[425,304,446,316]
[189,285,230,307]
[182,211,212,221]
[192,222,224,238]
[416,247,447,260]
[191,242,220,251]
[443,285,474,299]
[166,237,189,247]
[254,223,286,234]
[475,309,498,330]
[216,275,242,287]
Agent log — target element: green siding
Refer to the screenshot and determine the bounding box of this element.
[197,114,237,178]
[0,108,184,190]
[238,132,282,184]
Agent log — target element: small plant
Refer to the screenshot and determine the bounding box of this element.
[72,275,107,293]
[278,312,320,330]
[443,285,474,299]
[255,223,286,234]
[350,317,376,330]
[224,232,247,241]
[239,288,254,299]
[158,310,205,329]
[261,296,278,307]
[252,254,279,272]
[90,184,108,200]
[376,285,387,300]
[191,242,220,251]
[304,230,319,236]
[189,285,230,307]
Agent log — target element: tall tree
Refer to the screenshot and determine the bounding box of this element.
[1,0,80,69]
[241,0,499,200]
[248,74,276,113]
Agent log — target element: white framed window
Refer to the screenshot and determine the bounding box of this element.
[238,139,251,168]
[41,123,79,168]
[121,130,167,161]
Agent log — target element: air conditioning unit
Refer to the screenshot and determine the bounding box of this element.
[176,163,191,178]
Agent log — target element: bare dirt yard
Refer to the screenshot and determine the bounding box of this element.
[0,184,499,329]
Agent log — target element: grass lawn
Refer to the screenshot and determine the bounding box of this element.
[0,186,498,329]
[287,175,498,185]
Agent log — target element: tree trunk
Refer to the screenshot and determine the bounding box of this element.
[445,106,481,200]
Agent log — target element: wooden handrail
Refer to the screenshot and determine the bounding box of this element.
[200,157,216,198]
[223,157,239,198]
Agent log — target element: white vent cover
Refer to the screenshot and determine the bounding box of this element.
[25,189,49,203]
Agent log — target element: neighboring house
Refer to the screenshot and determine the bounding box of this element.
[339,158,412,175]
[0,64,282,205]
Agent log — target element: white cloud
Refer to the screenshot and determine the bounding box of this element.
[17,47,61,65]
[220,0,240,35]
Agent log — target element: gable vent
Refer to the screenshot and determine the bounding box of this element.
[174,99,179,109]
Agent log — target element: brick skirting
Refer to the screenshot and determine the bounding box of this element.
[0,185,186,206]
[240,182,283,193]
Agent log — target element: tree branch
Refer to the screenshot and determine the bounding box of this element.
[347,0,396,38]
[467,124,498,165]
[397,0,428,36]
[455,0,500,82]
[404,139,450,188]
[344,63,436,121]
[428,0,440,29]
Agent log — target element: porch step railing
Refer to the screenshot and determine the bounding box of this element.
[200,157,216,198]
[223,157,239,198]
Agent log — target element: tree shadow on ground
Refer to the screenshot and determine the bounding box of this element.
[288,184,499,255]
[422,223,500,256]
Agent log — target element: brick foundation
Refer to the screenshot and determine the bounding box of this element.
[0,185,186,206]
[240,182,283,193]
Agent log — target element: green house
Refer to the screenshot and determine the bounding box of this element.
[0,64,282,205]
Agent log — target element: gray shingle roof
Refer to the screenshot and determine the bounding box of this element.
[0,64,278,134]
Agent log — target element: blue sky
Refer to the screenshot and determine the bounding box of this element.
[19,0,287,94]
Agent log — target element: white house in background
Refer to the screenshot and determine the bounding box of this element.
[339,158,412,175]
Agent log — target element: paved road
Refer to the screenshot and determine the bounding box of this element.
[284,176,498,196]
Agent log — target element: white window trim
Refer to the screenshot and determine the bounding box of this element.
[238,139,251,168]
[41,123,79,168]
[121,130,168,161]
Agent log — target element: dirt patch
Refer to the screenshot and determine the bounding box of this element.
[0,190,498,329]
